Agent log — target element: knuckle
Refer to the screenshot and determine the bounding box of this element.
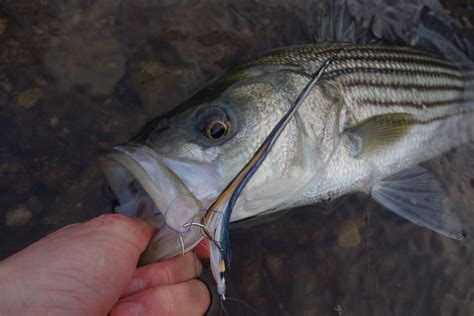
[162,262,178,285]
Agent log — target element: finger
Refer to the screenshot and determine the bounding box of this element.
[87,214,157,254]
[194,239,210,260]
[111,279,211,316]
[121,252,203,297]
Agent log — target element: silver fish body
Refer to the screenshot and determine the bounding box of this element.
[257,44,473,205]
[100,43,473,263]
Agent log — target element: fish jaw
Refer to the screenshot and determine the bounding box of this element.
[100,144,227,263]
[100,144,204,233]
[140,224,205,264]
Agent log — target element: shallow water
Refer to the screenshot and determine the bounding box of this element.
[0,1,473,315]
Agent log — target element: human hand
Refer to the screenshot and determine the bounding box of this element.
[0,214,210,316]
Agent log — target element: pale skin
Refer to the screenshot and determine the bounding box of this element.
[0,214,211,316]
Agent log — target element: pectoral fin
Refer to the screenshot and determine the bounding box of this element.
[371,165,464,240]
[346,113,416,157]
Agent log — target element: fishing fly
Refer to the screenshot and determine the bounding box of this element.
[194,53,337,300]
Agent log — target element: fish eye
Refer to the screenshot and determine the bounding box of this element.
[204,119,230,140]
[196,106,234,143]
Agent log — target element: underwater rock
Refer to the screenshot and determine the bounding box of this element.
[302,256,338,293]
[237,261,265,305]
[49,116,59,128]
[44,0,125,95]
[337,219,361,248]
[0,92,6,107]
[5,205,33,227]
[0,81,13,94]
[0,81,11,107]
[439,293,459,315]
[408,231,430,255]
[0,17,7,35]
[0,155,33,194]
[129,58,205,116]
[26,196,42,214]
[265,255,283,276]
[45,34,125,95]
[17,87,42,108]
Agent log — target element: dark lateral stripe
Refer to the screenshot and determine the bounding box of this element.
[358,97,466,108]
[344,80,465,91]
[332,55,459,73]
[290,45,450,64]
[328,45,443,59]
[243,45,452,69]
[334,47,454,63]
[325,66,463,80]
[281,45,444,60]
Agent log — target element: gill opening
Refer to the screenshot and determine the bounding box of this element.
[194,53,338,300]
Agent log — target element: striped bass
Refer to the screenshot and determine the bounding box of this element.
[100,43,474,266]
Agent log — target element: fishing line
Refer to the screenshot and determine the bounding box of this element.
[178,233,185,256]
[183,219,220,244]
[183,222,209,231]
[220,300,230,316]
[223,297,260,316]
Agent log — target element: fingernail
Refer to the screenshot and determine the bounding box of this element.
[123,278,144,296]
[110,301,144,316]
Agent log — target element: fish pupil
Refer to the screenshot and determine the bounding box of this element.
[209,122,227,139]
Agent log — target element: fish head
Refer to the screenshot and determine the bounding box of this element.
[100,64,335,263]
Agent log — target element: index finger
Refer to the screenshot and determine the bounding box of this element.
[121,252,203,298]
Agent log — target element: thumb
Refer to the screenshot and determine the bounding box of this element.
[0,214,156,316]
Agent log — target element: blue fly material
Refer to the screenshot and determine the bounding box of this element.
[219,53,337,268]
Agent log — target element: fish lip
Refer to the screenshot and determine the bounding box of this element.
[99,144,202,234]
[140,225,204,264]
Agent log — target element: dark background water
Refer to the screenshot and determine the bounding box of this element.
[0,1,473,315]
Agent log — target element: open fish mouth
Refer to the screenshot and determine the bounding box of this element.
[99,145,207,262]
